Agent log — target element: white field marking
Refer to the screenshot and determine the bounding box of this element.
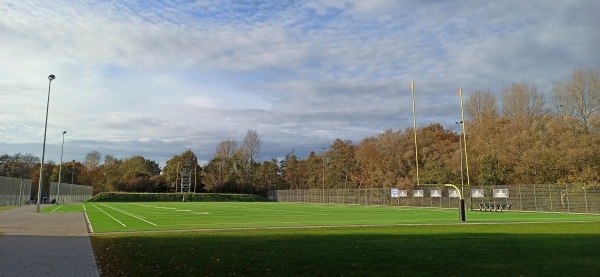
[83,204,87,212]
[131,203,180,210]
[90,203,127,227]
[98,203,158,226]
[175,210,191,212]
[159,218,455,227]
[191,212,210,215]
[50,205,62,212]
[131,203,170,210]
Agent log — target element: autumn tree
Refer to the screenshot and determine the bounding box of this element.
[554,68,600,131]
[163,150,201,192]
[325,139,356,188]
[254,158,285,193]
[282,151,305,189]
[465,90,498,121]
[353,137,381,188]
[31,161,55,199]
[502,82,545,120]
[417,124,457,184]
[203,140,240,192]
[0,153,39,179]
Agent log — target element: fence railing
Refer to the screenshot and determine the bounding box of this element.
[269,184,600,214]
[0,176,94,206]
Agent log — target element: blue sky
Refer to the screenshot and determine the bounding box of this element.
[1,0,599,166]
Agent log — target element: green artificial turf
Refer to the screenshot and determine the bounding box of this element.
[91,222,600,276]
[62,202,600,233]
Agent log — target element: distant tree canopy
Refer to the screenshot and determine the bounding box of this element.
[3,68,599,194]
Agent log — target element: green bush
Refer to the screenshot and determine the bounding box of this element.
[87,192,270,202]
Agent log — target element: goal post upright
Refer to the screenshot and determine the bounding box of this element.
[410,82,466,221]
[458,88,473,211]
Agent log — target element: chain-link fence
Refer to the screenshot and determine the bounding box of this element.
[48,182,94,204]
[269,184,600,214]
[0,177,32,206]
[0,176,94,206]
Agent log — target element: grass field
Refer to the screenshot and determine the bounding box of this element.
[45,203,600,276]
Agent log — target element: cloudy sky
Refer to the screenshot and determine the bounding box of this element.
[1,0,598,166]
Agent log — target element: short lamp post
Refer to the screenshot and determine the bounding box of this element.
[36,74,56,213]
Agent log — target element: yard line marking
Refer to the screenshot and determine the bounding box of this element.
[98,203,158,226]
[50,205,62,212]
[91,203,127,227]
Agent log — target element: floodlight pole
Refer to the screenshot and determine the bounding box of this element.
[37,74,56,213]
[57,131,67,204]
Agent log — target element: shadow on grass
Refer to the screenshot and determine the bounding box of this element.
[92,223,600,277]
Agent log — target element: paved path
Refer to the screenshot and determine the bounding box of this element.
[0,205,100,277]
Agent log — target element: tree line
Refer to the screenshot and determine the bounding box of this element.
[2,68,599,195]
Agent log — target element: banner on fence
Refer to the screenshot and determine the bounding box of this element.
[391,188,399,198]
[431,190,442,197]
[493,189,509,198]
[414,190,423,197]
[449,190,460,198]
[471,189,484,198]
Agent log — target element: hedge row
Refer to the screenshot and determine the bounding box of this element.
[87,192,270,202]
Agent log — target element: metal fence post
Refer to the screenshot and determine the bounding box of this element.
[566,184,571,213]
[584,185,589,213]
[533,184,538,211]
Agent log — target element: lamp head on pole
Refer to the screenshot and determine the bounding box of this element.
[63,131,67,135]
[48,74,56,81]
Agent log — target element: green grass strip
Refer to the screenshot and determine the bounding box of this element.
[91,222,600,276]
[0,206,16,212]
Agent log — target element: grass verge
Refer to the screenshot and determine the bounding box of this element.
[0,206,15,212]
[91,222,600,276]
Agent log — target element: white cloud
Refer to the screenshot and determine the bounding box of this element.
[1,0,598,165]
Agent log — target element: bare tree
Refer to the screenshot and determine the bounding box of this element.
[84,151,102,170]
[242,129,261,165]
[242,130,261,192]
[215,139,238,158]
[553,68,600,130]
[502,82,545,119]
[466,90,498,121]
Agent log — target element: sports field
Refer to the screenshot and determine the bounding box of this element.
[46,202,600,233]
[45,202,600,276]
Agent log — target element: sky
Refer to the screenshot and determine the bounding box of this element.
[1,0,599,166]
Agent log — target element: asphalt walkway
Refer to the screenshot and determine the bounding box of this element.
[0,205,100,277]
